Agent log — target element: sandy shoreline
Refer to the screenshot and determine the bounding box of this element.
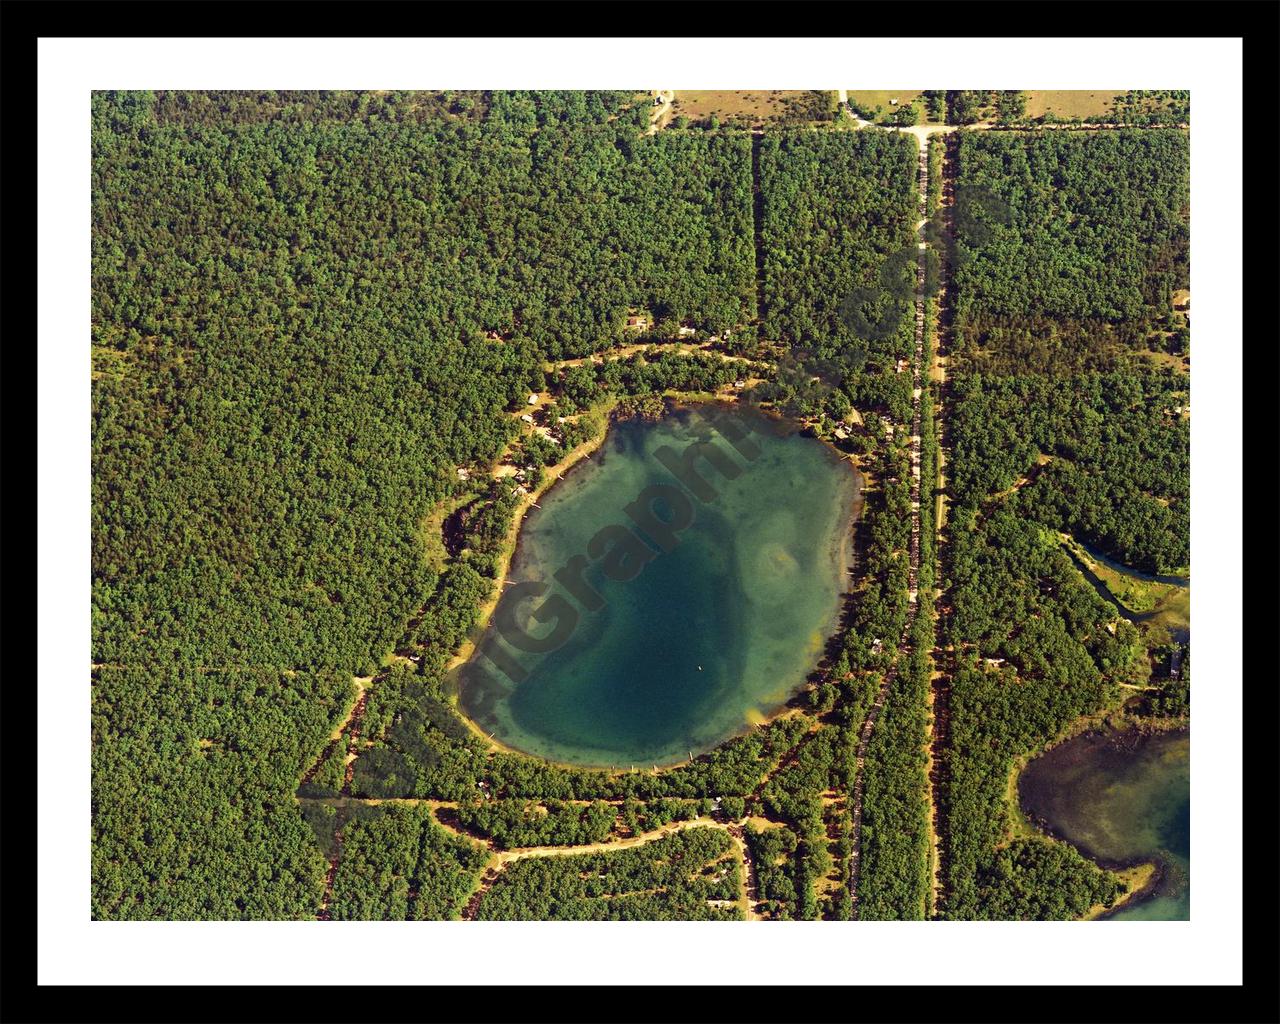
[445,397,868,773]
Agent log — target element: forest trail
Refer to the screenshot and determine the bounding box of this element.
[648,90,674,134]
[490,815,727,864]
[300,790,757,919]
[460,815,747,920]
[726,824,757,920]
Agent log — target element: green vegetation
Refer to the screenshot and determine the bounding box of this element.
[452,800,620,849]
[950,370,1188,574]
[945,90,992,125]
[474,827,742,920]
[356,664,817,804]
[993,91,1027,123]
[940,129,1190,919]
[92,666,352,919]
[1111,90,1190,125]
[845,91,928,125]
[952,130,1189,334]
[91,89,755,918]
[757,129,917,372]
[327,803,489,921]
[858,311,939,921]
[926,136,942,217]
[91,89,1188,924]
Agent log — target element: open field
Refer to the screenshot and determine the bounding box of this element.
[846,90,927,115]
[1023,90,1121,120]
[667,90,834,127]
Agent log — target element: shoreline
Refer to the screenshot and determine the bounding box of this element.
[1014,720,1189,919]
[444,398,618,681]
[444,400,619,768]
[447,396,866,773]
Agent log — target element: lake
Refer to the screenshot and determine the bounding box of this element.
[1019,727,1190,920]
[456,402,861,767]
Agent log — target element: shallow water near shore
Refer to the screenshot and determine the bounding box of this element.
[1019,727,1189,920]
[457,403,861,767]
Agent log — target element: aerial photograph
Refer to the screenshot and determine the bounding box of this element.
[90,87,1190,923]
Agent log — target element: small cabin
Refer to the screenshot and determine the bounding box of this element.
[625,314,651,330]
[678,325,696,337]
[520,413,534,424]
[527,393,539,406]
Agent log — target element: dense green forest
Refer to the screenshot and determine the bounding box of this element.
[321,803,489,921]
[758,130,917,371]
[92,92,927,921]
[938,129,1190,919]
[951,131,1189,334]
[91,91,1187,924]
[92,665,352,918]
[857,310,938,921]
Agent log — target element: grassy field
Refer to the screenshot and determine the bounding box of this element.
[1023,90,1120,120]
[1138,349,1191,375]
[846,90,924,112]
[667,90,834,127]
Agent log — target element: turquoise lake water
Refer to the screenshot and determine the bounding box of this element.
[456,403,860,767]
[1019,727,1190,920]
